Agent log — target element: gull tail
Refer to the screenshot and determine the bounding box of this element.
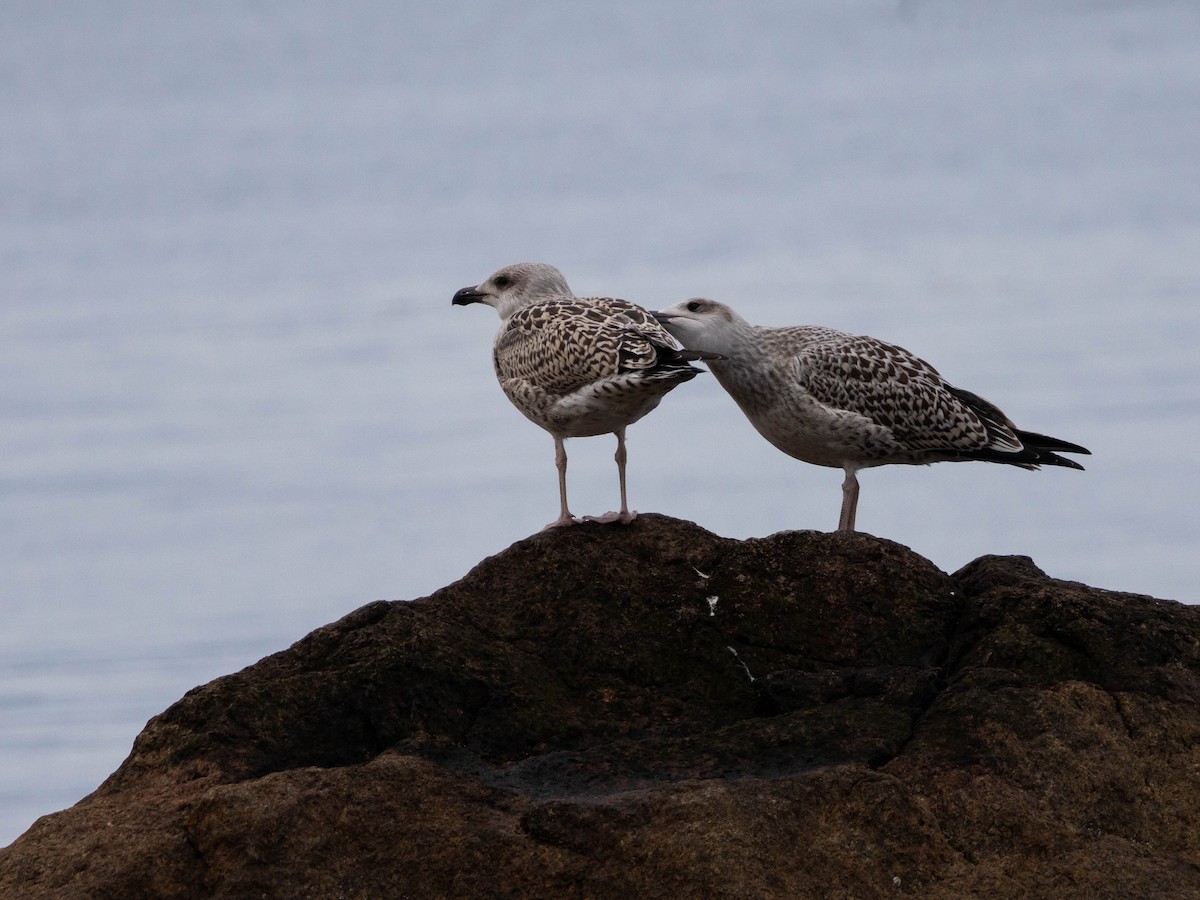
[675,348,725,362]
[948,386,1091,470]
[1015,430,1091,470]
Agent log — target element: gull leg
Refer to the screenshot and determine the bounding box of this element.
[838,466,860,532]
[542,436,579,531]
[585,427,637,525]
[614,427,636,523]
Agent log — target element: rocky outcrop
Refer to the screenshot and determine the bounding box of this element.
[3,515,1199,898]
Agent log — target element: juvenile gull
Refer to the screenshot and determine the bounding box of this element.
[653,298,1090,532]
[453,263,714,530]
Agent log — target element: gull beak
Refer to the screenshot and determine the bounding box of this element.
[651,310,678,323]
[452,285,487,306]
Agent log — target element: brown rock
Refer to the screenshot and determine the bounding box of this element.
[2,515,1198,898]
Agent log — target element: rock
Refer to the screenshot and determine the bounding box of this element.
[2,515,1199,898]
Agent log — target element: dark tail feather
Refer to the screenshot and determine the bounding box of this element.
[1015,430,1090,471]
[651,343,724,367]
[962,430,1090,470]
[947,385,1090,471]
[673,347,725,362]
[955,442,1088,470]
[1017,430,1091,457]
[627,342,723,383]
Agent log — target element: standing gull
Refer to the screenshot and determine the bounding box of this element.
[653,298,1090,532]
[453,263,714,530]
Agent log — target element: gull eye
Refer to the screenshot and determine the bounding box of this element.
[686,300,703,312]
[493,274,512,289]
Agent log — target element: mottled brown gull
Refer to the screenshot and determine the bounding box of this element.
[653,298,1090,532]
[453,263,715,531]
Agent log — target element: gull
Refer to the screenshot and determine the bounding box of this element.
[653,298,1090,532]
[453,263,715,530]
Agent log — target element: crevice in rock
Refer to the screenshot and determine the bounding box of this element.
[865,585,971,772]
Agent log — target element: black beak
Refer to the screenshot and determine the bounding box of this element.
[452,285,486,306]
[651,310,677,323]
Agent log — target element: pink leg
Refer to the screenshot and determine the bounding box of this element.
[541,436,580,531]
[584,428,637,525]
[838,467,859,532]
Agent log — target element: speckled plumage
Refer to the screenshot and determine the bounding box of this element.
[453,263,710,530]
[653,298,1090,532]
[493,296,696,438]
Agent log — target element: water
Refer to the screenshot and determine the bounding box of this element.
[3,0,1198,846]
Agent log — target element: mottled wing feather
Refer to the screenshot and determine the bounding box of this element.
[586,296,686,346]
[582,296,684,373]
[943,386,1024,452]
[494,298,676,396]
[767,327,1011,454]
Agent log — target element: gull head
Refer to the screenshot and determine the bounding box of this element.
[652,298,748,356]
[452,262,574,320]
